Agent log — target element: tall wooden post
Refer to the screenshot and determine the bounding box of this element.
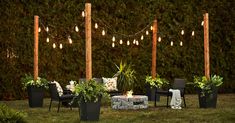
[34,15,39,81]
[204,13,210,79]
[85,3,92,80]
[151,19,157,78]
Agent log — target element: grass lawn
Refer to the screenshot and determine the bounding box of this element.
[1,94,235,123]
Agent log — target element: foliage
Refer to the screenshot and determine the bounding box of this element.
[0,104,27,123]
[72,79,109,103]
[114,61,137,93]
[145,75,169,88]
[21,74,48,90]
[194,75,223,96]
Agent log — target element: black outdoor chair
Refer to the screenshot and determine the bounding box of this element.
[154,78,186,108]
[48,83,74,112]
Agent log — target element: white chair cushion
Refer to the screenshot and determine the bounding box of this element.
[51,81,63,96]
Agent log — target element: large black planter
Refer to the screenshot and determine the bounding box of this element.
[146,85,160,101]
[27,86,44,108]
[198,88,218,108]
[79,98,101,121]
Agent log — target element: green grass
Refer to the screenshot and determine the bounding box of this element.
[1,94,235,123]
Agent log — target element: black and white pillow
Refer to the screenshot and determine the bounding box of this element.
[51,81,63,96]
[102,77,118,92]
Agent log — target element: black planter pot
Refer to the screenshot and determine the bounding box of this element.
[198,88,218,108]
[79,98,101,121]
[146,85,160,101]
[27,86,44,108]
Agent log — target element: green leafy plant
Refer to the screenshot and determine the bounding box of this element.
[194,75,223,96]
[72,79,110,103]
[114,61,136,93]
[145,75,169,88]
[21,74,48,90]
[0,104,27,123]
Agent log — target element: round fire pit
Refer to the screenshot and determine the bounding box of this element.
[111,95,148,110]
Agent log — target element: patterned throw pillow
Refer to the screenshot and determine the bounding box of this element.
[51,81,63,96]
[102,77,118,92]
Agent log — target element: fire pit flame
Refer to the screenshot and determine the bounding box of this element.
[126,90,133,98]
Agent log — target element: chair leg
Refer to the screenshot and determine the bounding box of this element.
[183,96,186,108]
[57,101,61,113]
[154,93,157,107]
[166,95,169,108]
[49,99,52,111]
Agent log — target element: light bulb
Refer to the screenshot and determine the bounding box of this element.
[46,27,49,32]
[102,30,105,36]
[158,37,161,42]
[141,35,144,40]
[180,41,183,46]
[171,41,173,46]
[133,39,136,44]
[53,43,56,48]
[59,44,63,49]
[46,37,49,43]
[95,23,98,29]
[201,21,204,26]
[181,30,184,35]
[136,40,139,45]
[127,40,130,45]
[119,39,123,44]
[192,31,195,36]
[75,26,79,32]
[112,42,115,48]
[146,30,149,35]
[82,11,85,17]
[150,26,153,30]
[112,36,115,42]
[38,27,41,32]
[68,36,72,44]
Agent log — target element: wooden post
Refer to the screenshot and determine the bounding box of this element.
[151,19,157,78]
[34,15,39,81]
[204,13,210,79]
[85,3,92,80]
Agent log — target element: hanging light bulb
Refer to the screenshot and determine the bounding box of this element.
[171,41,173,46]
[75,26,79,32]
[180,41,183,46]
[158,37,161,42]
[119,39,123,44]
[150,26,153,30]
[112,42,115,48]
[136,40,139,45]
[192,31,195,36]
[46,37,49,43]
[68,36,72,44]
[102,30,105,36]
[201,21,204,26]
[53,43,56,48]
[112,36,115,42]
[82,11,85,17]
[127,40,130,45]
[59,44,63,49]
[146,30,149,35]
[46,27,49,32]
[141,35,144,40]
[181,30,184,35]
[95,23,98,29]
[133,39,136,44]
[38,27,41,32]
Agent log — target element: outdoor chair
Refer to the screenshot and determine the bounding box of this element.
[48,83,74,112]
[154,78,186,108]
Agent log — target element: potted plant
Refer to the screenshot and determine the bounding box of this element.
[114,61,136,94]
[194,75,223,108]
[71,79,109,121]
[145,75,169,101]
[21,74,48,108]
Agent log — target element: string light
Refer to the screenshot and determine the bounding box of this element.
[59,44,63,49]
[75,26,79,32]
[102,30,105,36]
[119,39,123,44]
[136,40,139,45]
[180,41,183,46]
[170,41,173,46]
[158,37,161,42]
[95,23,98,29]
[133,39,136,44]
[146,30,149,35]
[141,35,144,40]
[82,11,85,17]
[127,40,130,45]
[201,21,204,26]
[150,26,153,30]
[181,30,184,35]
[112,36,115,42]
[53,43,56,48]
[38,27,41,32]
[68,36,72,44]
[46,37,49,43]
[112,42,115,47]
[46,27,49,32]
[192,31,195,36]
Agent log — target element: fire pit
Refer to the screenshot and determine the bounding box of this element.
[111,91,148,109]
